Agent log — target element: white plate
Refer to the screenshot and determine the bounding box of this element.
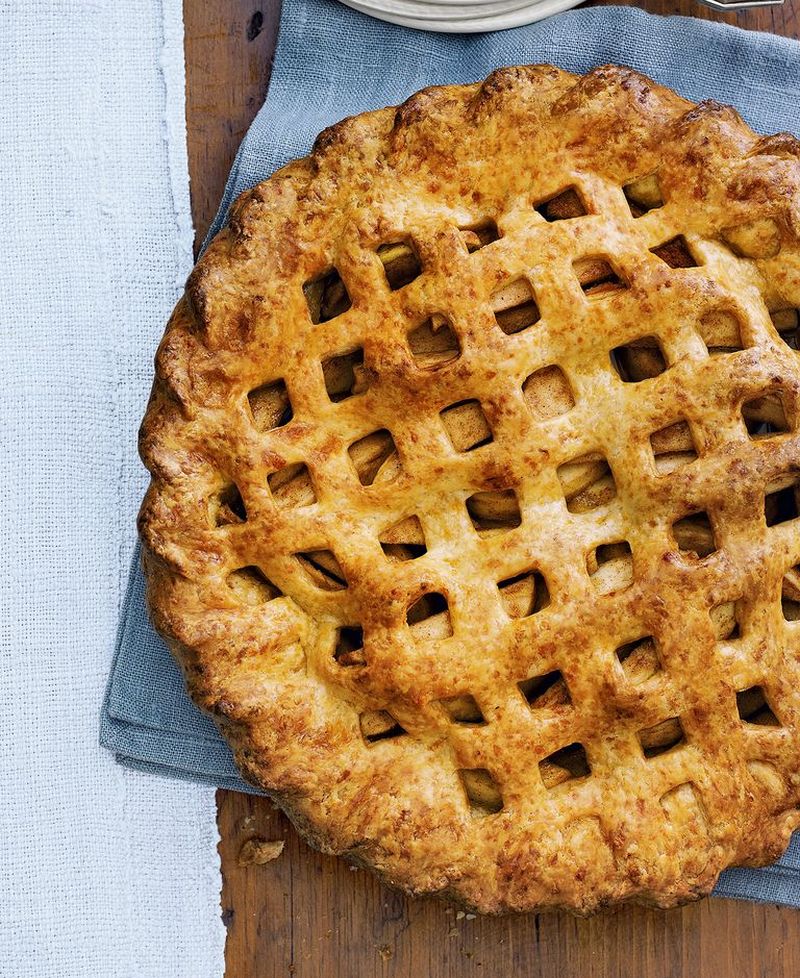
[352,0,536,9]
[350,0,549,20]
[339,0,581,30]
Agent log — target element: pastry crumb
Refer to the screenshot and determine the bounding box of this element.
[237,837,285,866]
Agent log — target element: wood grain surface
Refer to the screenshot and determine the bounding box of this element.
[183,1,800,975]
[184,0,280,253]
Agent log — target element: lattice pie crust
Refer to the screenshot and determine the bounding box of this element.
[139,65,800,913]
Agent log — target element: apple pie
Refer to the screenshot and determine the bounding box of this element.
[139,64,800,913]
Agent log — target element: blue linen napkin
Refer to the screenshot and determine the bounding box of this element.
[102,0,800,905]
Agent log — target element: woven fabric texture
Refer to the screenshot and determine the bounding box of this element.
[102,0,800,907]
[1,2,224,976]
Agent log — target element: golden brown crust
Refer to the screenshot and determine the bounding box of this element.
[138,64,800,914]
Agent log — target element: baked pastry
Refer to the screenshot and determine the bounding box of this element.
[139,64,800,913]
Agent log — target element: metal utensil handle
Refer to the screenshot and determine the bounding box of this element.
[697,0,783,9]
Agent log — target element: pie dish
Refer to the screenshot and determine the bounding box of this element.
[139,64,800,914]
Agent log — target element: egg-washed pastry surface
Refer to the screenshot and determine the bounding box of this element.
[139,64,800,913]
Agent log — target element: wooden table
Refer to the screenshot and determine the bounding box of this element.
[184,2,800,974]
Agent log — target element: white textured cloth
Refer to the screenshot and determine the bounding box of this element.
[0,2,224,976]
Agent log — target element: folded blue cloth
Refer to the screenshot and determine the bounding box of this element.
[102,0,800,906]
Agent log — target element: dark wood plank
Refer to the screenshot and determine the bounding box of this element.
[182,1,800,975]
[218,792,800,978]
[184,0,281,253]
[588,0,798,35]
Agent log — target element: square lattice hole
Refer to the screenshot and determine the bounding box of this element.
[540,742,590,790]
[518,670,570,710]
[587,541,633,595]
[248,378,293,432]
[466,489,521,534]
[491,278,540,335]
[459,220,500,252]
[616,636,661,685]
[672,511,719,559]
[765,476,800,527]
[783,566,800,622]
[377,240,422,291]
[460,768,503,815]
[611,336,668,382]
[698,308,746,356]
[348,429,399,486]
[710,599,744,641]
[322,347,367,401]
[379,514,427,562]
[784,598,800,622]
[638,716,686,759]
[558,453,617,513]
[407,591,453,639]
[407,315,461,370]
[497,570,550,618]
[772,308,800,350]
[742,390,791,438]
[303,268,351,324]
[267,462,317,509]
[440,399,493,452]
[736,686,780,727]
[226,566,282,605]
[535,186,588,221]
[360,710,406,743]
[573,256,628,298]
[334,625,365,666]
[650,420,699,473]
[439,694,485,725]
[210,483,247,527]
[650,235,699,269]
[623,172,664,217]
[522,365,575,421]
[294,550,347,591]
